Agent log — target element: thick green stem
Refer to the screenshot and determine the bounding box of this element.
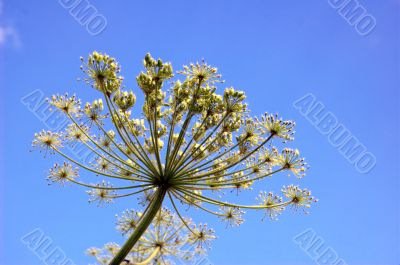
[109,187,166,265]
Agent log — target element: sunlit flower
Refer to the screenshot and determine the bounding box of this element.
[282,185,318,213]
[219,207,245,227]
[138,188,156,207]
[223,87,247,114]
[64,123,89,144]
[80,51,123,95]
[86,247,101,256]
[84,99,107,125]
[128,118,146,136]
[87,181,116,206]
[116,209,142,235]
[88,208,213,265]
[178,60,222,84]
[103,243,120,256]
[94,157,115,173]
[258,113,295,141]
[277,148,308,178]
[32,130,62,154]
[113,90,136,111]
[257,191,285,220]
[49,94,81,115]
[258,147,279,167]
[33,52,316,264]
[47,162,78,185]
[189,224,216,248]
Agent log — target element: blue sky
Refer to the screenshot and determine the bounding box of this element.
[1,0,399,264]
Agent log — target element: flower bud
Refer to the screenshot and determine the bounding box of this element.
[113,90,136,111]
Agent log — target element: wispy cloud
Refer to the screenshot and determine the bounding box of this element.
[0,25,21,48]
[0,0,21,48]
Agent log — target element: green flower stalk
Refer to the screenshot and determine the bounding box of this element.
[33,52,317,265]
[87,207,214,265]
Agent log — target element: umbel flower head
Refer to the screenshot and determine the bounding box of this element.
[87,207,215,265]
[32,51,317,264]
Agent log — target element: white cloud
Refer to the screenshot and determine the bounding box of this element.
[0,25,21,48]
[0,0,21,48]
